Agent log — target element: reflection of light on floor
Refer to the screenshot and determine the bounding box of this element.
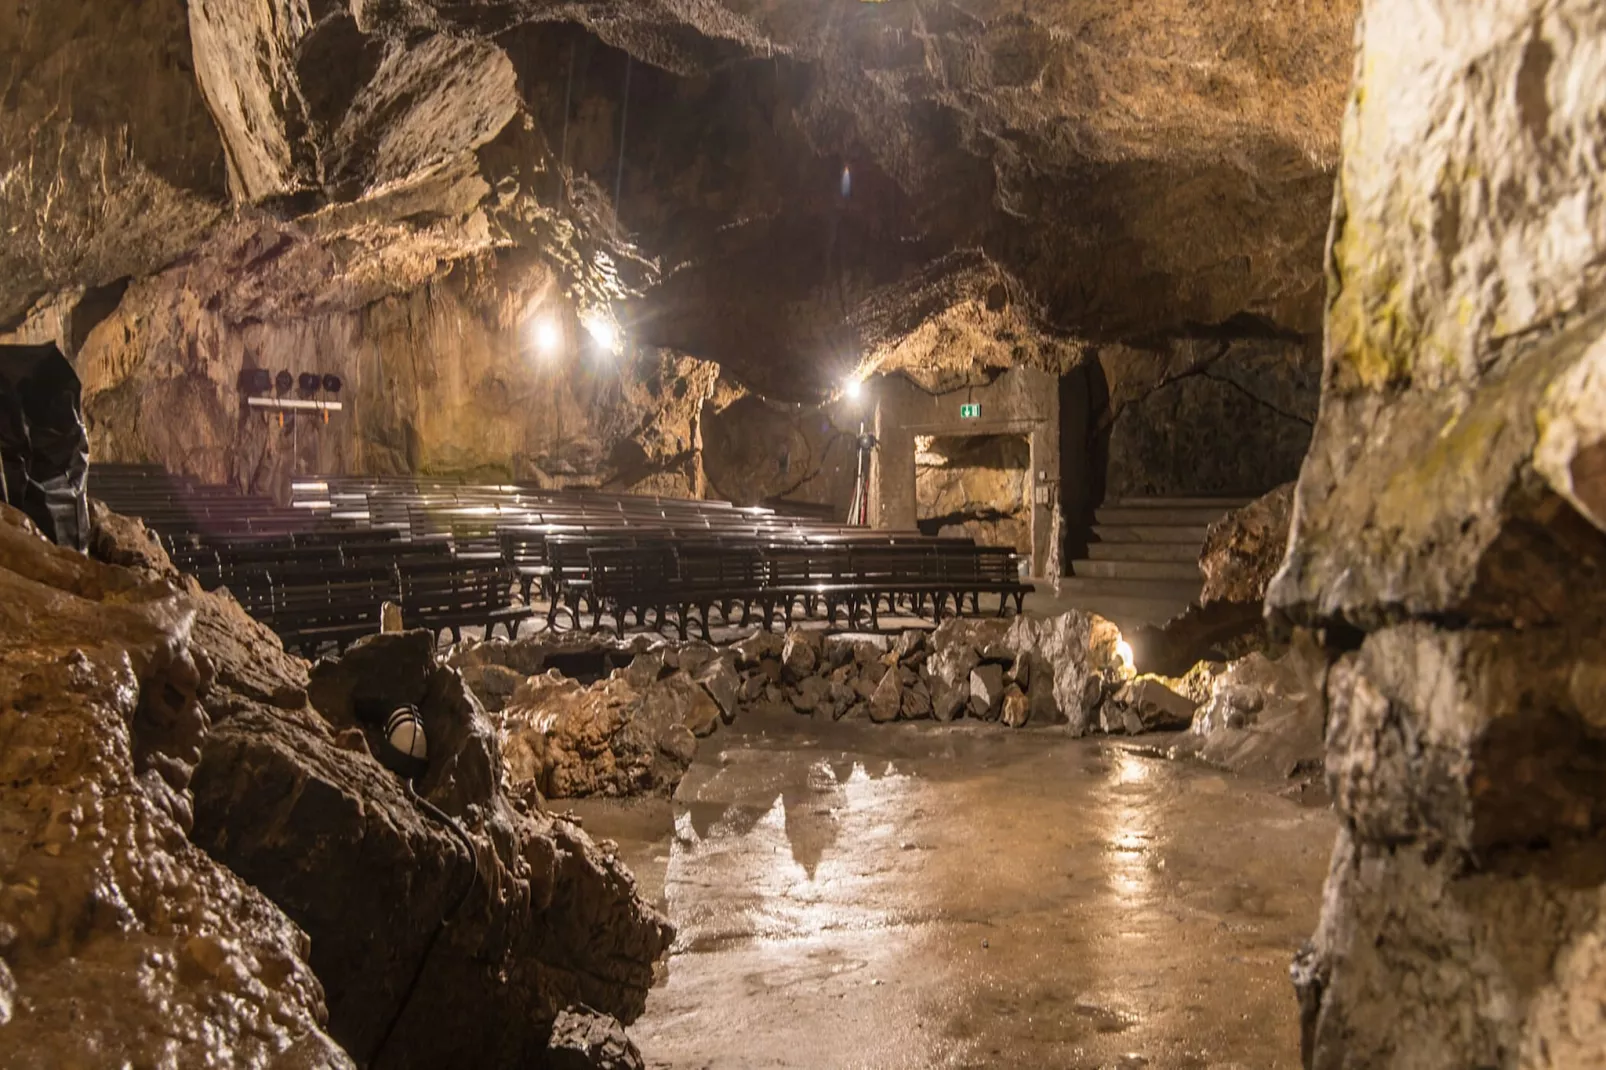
[1107,751,1155,911]
[665,756,913,950]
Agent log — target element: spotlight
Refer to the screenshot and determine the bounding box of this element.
[1115,638,1136,677]
[239,368,272,395]
[581,311,621,355]
[275,370,293,394]
[297,372,321,396]
[844,377,863,401]
[531,316,562,357]
[322,373,343,394]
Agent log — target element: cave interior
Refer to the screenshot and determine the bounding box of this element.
[2,1,1605,1068]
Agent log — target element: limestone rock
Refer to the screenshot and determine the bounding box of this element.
[968,664,1006,720]
[1005,612,1126,736]
[457,661,528,713]
[1172,652,1318,779]
[901,679,934,721]
[791,675,830,715]
[932,680,968,723]
[546,1006,645,1070]
[500,669,715,797]
[869,669,902,724]
[781,629,820,680]
[1199,482,1295,606]
[733,630,784,669]
[695,658,741,723]
[0,506,350,1069]
[1000,685,1030,729]
[1266,5,1606,1066]
[1123,677,1199,732]
[893,628,928,663]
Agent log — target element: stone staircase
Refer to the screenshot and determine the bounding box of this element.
[1059,496,1253,627]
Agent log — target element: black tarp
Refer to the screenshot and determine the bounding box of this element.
[0,343,90,550]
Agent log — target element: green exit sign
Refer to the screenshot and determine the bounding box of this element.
[959,403,982,419]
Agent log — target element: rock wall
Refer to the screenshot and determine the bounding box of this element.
[0,505,350,1068]
[915,434,1032,553]
[701,391,859,512]
[1269,2,1606,1067]
[6,246,722,496]
[1099,334,1320,499]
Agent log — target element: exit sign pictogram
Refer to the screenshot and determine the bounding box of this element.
[960,403,981,419]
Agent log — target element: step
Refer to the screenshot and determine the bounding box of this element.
[1092,523,1212,544]
[1070,558,1202,581]
[1111,496,1255,509]
[1056,575,1203,601]
[1086,541,1202,563]
[1094,505,1238,527]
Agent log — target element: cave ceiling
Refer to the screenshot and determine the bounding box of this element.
[1,0,1357,400]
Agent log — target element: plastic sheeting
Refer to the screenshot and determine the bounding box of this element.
[0,343,90,550]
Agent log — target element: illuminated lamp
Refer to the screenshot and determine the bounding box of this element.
[581,310,621,355]
[531,316,563,357]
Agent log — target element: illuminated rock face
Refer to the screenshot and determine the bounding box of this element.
[1,0,1355,446]
[1269,2,1606,1066]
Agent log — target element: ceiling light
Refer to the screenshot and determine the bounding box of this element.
[844,377,863,401]
[531,316,562,356]
[582,311,621,355]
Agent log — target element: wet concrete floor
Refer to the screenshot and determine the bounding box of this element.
[568,708,1335,1070]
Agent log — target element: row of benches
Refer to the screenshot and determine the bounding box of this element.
[90,465,1035,651]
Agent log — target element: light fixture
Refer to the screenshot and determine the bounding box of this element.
[581,310,621,355]
[530,315,562,357]
[1115,638,1136,677]
[844,377,864,401]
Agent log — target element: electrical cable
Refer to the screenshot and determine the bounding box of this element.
[367,778,482,1069]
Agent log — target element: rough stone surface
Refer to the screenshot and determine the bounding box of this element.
[1172,652,1320,780]
[1103,337,1320,498]
[1265,4,1606,1068]
[1200,482,1297,606]
[999,685,1030,729]
[968,665,1006,720]
[868,669,903,725]
[186,614,673,1066]
[546,1005,646,1070]
[780,630,820,681]
[500,669,718,798]
[0,505,350,1069]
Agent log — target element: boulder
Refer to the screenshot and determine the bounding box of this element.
[869,669,902,723]
[457,660,529,713]
[1000,685,1030,728]
[0,506,351,1068]
[739,671,766,703]
[892,628,928,663]
[670,641,718,676]
[1004,612,1125,735]
[901,679,934,720]
[791,675,829,715]
[732,629,784,668]
[932,680,968,723]
[968,664,1006,720]
[1124,677,1199,732]
[1172,652,1320,779]
[622,651,667,689]
[1198,481,1295,606]
[546,1006,645,1070]
[695,658,741,723]
[780,629,820,679]
[499,670,713,797]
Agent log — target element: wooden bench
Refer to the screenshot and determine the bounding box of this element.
[394,560,532,645]
[268,567,398,656]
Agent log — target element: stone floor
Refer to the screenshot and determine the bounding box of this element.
[566,707,1335,1070]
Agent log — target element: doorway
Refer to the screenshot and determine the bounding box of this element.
[914,433,1032,553]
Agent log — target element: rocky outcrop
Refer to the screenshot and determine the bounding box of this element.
[1268,2,1606,1067]
[187,627,674,1067]
[1100,335,1321,499]
[0,505,349,1068]
[498,663,721,798]
[4,0,1358,419]
[1200,482,1296,606]
[1170,651,1322,782]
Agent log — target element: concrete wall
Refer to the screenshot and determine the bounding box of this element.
[868,367,1060,575]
